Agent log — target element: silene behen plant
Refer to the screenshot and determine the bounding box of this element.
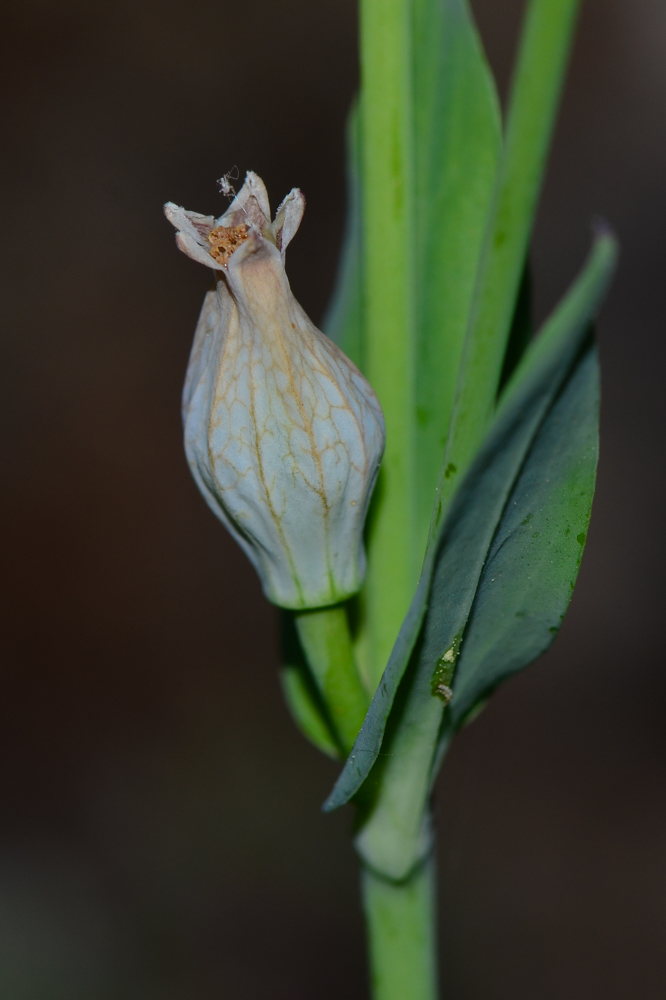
[165,0,618,996]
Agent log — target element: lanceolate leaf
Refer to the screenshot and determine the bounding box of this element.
[280,664,341,760]
[322,103,364,369]
[324,233,617,854]
[355,0,502,691]
[449,340,599,728]
[352,349,597,878]
[280,613,342,760]
[436,0,582,527]
[412,0,501,571]
[323,1,502,694]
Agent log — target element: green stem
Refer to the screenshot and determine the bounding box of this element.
[359,0,418,688]
[434,0,581,531]
[362,855,438,1000]
[294,606,369,755]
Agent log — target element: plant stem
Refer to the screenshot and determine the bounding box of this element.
[362,856,438,1000]
[294,606,369,755]
[359,0,418,688]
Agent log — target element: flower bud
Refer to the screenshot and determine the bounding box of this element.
[165,173,385,610]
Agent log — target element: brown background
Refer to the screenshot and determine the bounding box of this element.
[1,0,665,996]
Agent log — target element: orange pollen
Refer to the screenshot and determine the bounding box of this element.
[208,223,249,266]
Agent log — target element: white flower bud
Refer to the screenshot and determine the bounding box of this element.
[165,173,385,610]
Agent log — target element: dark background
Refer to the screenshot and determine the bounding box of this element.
[1,0,665,996]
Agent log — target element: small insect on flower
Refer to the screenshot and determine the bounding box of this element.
[165,172,385,610]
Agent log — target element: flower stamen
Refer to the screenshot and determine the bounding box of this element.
[208,223,249,266]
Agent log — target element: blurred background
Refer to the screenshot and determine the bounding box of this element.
[1,0,665,996]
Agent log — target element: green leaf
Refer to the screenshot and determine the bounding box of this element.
[350,238,615,880]
[280,612,342,759]
[294,606,369,756]
[449,339,599,729]
[356,0,502,692]
[352,352,593,877]
[324,2,501,692]
[436,0,583,526]
[280,664,341,760]
[412,0,501,576]
[323,233,617,879]
[322,103,364,369]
